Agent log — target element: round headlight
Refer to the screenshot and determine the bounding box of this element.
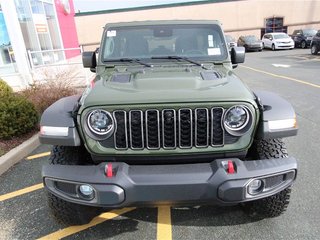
[224,105,252,136]
[87,109,114,136]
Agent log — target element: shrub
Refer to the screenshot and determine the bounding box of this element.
[0,79,13,97]
[0,95,39,140]
[20,79,78,115]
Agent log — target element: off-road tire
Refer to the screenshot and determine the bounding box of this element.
[47,192,101,226]
[46,145,101,226]
[243,139,291,219]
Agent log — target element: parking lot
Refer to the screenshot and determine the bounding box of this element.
[0,49,319,240]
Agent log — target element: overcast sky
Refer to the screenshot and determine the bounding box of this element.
[73,0,204,12]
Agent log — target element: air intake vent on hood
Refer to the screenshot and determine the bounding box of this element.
[111,73,131,83]
[200,71,222,81]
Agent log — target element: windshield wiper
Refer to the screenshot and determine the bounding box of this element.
[151,56,208,69]
[114,58,153,67]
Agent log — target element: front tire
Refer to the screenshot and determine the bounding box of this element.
[272,44,276,51]
[243,139,292,219]
[311,44,319,55]
[46,146,101,225]
[301,40,306,49]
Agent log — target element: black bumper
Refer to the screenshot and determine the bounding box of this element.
[42,157,297,207]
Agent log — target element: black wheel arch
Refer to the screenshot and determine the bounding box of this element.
[254,91,298,140]
[39,95,82,146]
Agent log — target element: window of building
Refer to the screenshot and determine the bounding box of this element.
[0,4,17,74]
[14,0,64,66]
[261,17,288,39]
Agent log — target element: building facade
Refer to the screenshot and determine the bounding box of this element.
[74,0,320,50]
[0,0,79,90]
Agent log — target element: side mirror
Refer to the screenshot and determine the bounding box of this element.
[231,47,245,67]
[82,51,96,72]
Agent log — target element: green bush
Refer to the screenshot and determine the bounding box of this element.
[0,79,13,97]
[0,95,39,140]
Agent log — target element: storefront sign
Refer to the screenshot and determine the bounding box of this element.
[33,14,48,33]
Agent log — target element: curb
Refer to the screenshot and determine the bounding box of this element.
[0,133,40,176]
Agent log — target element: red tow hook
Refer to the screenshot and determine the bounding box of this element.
[227,160,235,174]
[105,163,113,178]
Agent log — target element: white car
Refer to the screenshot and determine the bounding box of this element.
[262,33,294,50]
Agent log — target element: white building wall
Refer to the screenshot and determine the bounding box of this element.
[74,0,320,47]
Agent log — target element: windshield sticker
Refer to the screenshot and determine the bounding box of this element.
[208,35,214,47]
[208,48,221,55]
[107,30,116,37]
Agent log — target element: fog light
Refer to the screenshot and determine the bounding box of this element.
[79,185,95,200]
[247,179,264,195]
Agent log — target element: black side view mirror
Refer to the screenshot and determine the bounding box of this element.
[231,47,245,68]
[82,51,97,72]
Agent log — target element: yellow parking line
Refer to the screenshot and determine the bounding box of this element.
[26,152,50,160]
[240,65,320,89]
[37,208,136,240]
[157,206,172,240]
[0,183,44,202]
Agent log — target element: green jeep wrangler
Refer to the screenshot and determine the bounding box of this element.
[40,20,298,225]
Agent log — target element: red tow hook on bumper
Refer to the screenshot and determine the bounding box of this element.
[227,160,235,174]
[105,163,113,178]
[222,160,236,174]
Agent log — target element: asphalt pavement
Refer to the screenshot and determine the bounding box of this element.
[0,48,319,240]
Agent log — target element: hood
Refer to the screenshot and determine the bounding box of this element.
[246,39,262,45]
[81,66,256,109]
[275,37,293,42]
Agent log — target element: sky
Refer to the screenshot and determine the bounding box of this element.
[73,0,204,13]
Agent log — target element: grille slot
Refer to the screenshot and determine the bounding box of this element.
[146,110,160,149]
[179,109,193,148]
[129,110,144,149]
[113,107,225,150]
[195,108,209,147]
[113,110,128,149]
[162,109,176,149]
[211,108,224,146]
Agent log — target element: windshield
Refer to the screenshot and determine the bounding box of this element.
[274,33,290,39]
[303,29,317,36]
[101,24,228,62]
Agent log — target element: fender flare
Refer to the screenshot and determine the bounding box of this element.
[254,91,298,139]
[39,95,81,146]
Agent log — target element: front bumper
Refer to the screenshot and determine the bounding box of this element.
[42,157,297,208]
[275,43,294,49]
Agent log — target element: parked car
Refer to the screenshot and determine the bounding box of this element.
[291,29,317,48]
[237,35,263,52]
[262,33,294,50]
[310,30,320,55]
[225,35,237,49]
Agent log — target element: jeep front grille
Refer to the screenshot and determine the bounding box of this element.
[113,108,224,150]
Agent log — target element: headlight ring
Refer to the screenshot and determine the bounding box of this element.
[85,109,115,140]
[223,105,253,136]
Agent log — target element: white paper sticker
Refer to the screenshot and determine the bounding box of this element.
[208,35,214,47]
[207,48,221,55]
[107,30,116,37]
